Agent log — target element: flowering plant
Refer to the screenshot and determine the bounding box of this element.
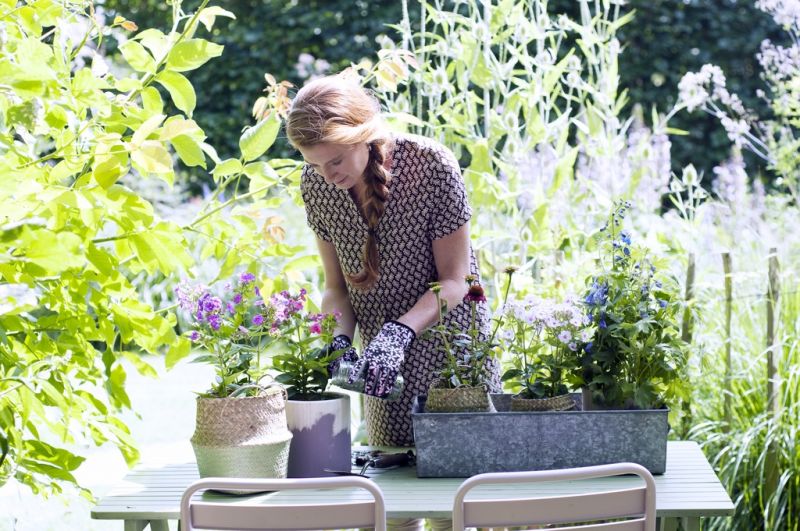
[423,274,508,389]
[177,273,341,399]
[579,202,687,409]
[500,294,592,399]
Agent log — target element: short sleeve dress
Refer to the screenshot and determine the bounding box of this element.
[300,133,501,446]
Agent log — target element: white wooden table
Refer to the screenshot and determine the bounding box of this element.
[92,441,733,531]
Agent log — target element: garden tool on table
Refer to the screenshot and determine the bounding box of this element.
[324,449,416,477]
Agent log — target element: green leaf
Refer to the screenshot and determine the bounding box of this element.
[239,112,280,162]
[21,230,83,271]
[197,6,236,32]
[119,41,156,73]
[156,71,196,116]
[171,135,206,168]
[0,430,8,468]
[121,351,158,378]
[166,39,224,72]
[212,158,243,178]
[141,87,163,115]
[166,338,191,369]
[131,114,166,148]
[131,140,173,175]
[244,161,280,195]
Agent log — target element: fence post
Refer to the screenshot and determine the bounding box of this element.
[680,253,696,437]
[766,248,780,411]
[765,248,780,504]
[722,252,732,428]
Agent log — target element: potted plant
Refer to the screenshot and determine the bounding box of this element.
[177,275,350,480]
[176,272,293,482]
[499,293,592,411]
[579,201,688,410]
[264,288,352,478]
[422,276,502,413]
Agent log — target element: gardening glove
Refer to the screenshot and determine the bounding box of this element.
[323,334,359,378]
[348,320,416,398]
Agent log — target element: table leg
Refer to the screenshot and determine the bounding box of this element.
[124,521,147,531]
[681,517,700,531]
[658,517,679,531]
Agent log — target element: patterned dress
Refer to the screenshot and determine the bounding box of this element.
[301,133,501,446]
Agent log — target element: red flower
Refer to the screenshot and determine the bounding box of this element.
[464,283,486,303]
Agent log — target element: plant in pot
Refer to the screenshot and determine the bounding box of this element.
[264,288,353,478]
[176,272,294,482]
[422,276,503,413]
[499,294,592,411]
[579,201,688,410]
[178,274,350,480]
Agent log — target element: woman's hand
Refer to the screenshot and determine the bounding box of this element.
[348,321,416,398]
[322,334,359,377]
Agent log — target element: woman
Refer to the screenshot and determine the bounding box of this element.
[286,73,499,446]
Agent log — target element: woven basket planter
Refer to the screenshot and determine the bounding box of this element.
[510,392,576,412]
[425,384,492,413]
[190,386,292,484]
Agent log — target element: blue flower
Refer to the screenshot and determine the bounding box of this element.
[623,247,630,256]
[584,281,609,307]
[599,315,607,329]
[585,341,593,353]
[658,299,667,308]
[620,231,632,245]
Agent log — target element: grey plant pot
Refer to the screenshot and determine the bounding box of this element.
[285,392,351,478]
[412,393,669,477]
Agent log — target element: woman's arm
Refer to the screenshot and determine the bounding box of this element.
[317,237,357,339]
[395,222,471,335]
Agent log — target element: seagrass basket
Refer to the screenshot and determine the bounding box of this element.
[425,384,493,413]
[510,392,576,412]
[191,386,292,484]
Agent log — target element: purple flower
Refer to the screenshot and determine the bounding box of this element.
[189,330,200,341]
[208,314,222,331]
[233,293,242,304]
[240,272,256,284]
[557,330,572,343]
[227,302,235,314]
[252,314,264,326]
[464,283,487,303]
[199,293,222,314]
[309,321,322,334]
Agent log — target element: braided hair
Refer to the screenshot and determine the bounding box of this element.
[285,75,391,290]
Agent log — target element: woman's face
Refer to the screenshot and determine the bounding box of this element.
[299,142,369,191]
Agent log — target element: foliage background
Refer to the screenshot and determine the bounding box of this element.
[99,0,785,188]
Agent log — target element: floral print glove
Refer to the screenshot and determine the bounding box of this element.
[323,334,359,378]
[348,321,416,398]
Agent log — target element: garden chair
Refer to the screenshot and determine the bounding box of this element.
[452,463,656,531]
[180,475,387,531]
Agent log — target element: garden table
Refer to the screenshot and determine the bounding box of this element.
[91,440,733,531]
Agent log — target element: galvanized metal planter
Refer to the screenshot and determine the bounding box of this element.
[412,393,669,477]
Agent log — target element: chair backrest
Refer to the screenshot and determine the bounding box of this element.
[452,462,656,531]
[180,476,386,531]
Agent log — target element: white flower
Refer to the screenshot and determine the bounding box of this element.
[557,330,572,344]
[720,116,750,147]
